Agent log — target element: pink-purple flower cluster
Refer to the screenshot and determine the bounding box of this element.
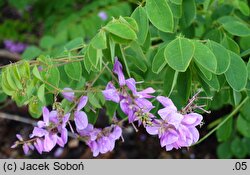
[146,96,203,151]
[102,58,155,126]
[103,58,203,151]
[77,124,122,157]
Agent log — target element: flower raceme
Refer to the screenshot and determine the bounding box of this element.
[146,96,203,151]
[11,57,205,157]
[102,58,155,126]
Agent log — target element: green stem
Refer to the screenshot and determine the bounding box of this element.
[194,96,249,145]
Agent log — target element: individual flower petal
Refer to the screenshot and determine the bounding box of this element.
[110,126,122,140]
[22,144,29,155]
[42,107,50,126]
[44,134,57,152]
[128,109,136,123]
[146,126,159,135]
[98,136,112,154]
[62,88,75,102]
[182,113,203,127]
[61,127,68,144]
[113,58,126,86]
[135,98,154,112]
[102,82,120,103]
[160,131,178,147]
[165,112,184,129]
[56,136,65,147]
[74,111,88,130]
[138,87,155,98]
[49,110,58,124]
[125,78,137,95]
[120,98,131,115]
[34,138,43,154]
[30,127,48,138]
[37,121,46,128]
[61,113,70,128]
[77,96,88,111]
[156,96,177,112]
[16,134,23,141]
[89,141,100,157]
[189,127,200,144]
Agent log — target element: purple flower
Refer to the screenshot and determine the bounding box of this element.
[102,58,155,125]
[113,58,126,86]
[30,107,70,153]
[146,96,203,151]
[98,11,108,21]
[102,82,120,103]
[78,124,122,157]
[4,40,27,53]
[11,134,33,155]
[62,88,75,102]
[74,96,89,131]
[74,111,88,130]
[77,96,88,111]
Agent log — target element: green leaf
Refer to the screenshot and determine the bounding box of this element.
[195,62,212,80]
[104,21,137,40]
[163,66,178,96]
[37,84,45,104]
[231,137,248,158]
[120,17,138,32]
[177,68,191,102]
[64,61,82,81]
[216,117,233,142]
[42,67,60,91]
[1,71,15,96]
[237,114,250,137]
[22,46,42,60]
[193,41,217,73]
[39,35,55,49]
[240,98,250,122]
[84,50,93,73]
[126,55,147,72]
[168,2,182,18]
[218,16,250,37]
[125,41,147,72]
[87,92,102,108]
[232,90,242,106]
[91,30,107,49]
[206,40,231,74]
[65,37,84,50]
[170,0,182,5]
[152,46,167,74]
[179,0,196,28]
[247,60,250,80]
[32,66,42,80]
[28,97,43,119]
[164,37,194,72]
[105,101,119,120]
[221,34,240,54]
[224,52,247,91]
[131,7,149,45]
[217,142,232,159]
[237,1,250,16]
[196,65,220,90]
[145,0,174,32]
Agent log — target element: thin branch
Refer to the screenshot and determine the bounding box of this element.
[193,96,249,146]
[0,112,37,126]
